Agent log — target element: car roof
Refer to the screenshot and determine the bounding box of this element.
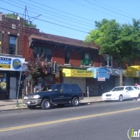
[114,86,133,88]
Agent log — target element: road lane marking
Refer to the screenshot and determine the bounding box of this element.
[0,107,140,132]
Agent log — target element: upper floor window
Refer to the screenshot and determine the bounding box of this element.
[104,54,113,67]
[9,35,17,54]
[33,46,52,62]
[65,51,70,64]
[46,49,52,62]
[81,53,91,66]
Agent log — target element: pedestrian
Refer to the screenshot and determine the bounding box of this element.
[135,83,140,89]
[135,83,138,86]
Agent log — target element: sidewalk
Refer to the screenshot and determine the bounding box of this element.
[0,96,103,111]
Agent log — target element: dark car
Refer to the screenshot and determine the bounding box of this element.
[24,83,84,109]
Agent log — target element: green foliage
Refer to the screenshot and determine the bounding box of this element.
[84,18,140,66]
[23,20,36,28]
[6,13,18,19]
[6,13,36,28]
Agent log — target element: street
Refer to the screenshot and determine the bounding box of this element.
[0,100,140,140]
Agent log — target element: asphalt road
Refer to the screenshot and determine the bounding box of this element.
[0,100,140,140]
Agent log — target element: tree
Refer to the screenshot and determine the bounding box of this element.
[85,19,140,66]
[6,13,36,28]
[84,19,140,85]
[23,54,51,86]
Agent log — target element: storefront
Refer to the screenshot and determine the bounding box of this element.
[0,55,25,100]
[62,68,94,94]
[86,67,111,96]
[87,67,126,96]
[125,66,140,85]
[107,67,125,86]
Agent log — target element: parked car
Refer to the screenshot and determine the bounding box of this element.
[102,86,140,102]
[24,83,84,109]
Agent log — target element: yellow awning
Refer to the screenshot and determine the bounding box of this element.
[125,66,140,77]
[62,68,94,77]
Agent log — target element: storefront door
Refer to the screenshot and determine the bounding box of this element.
[9,77,17,99]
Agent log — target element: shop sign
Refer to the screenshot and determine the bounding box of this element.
[0,56,25,71]
[62,69,94,77]
[125,66,140,78]
[87,67,110,79]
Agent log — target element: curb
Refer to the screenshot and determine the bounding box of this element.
[0,100,103,111]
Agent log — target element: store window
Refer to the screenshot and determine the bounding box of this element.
[9,35,17,54]
[0,73,7,92]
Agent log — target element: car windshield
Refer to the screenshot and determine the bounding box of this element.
[112,87,124,91]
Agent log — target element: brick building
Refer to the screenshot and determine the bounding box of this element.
[0,12,126,99]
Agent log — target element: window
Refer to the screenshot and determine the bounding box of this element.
[9,35,17,54]
[81,53,90,65]
[104,54,113,67]
[63,84,71,93]
[33,46,52,62]
[112,87,124,91]
[65,51,70,64]
[71,84,81,91]
[54,85,62,92]
[46,49,52,62]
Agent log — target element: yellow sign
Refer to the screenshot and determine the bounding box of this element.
[62,69,94,77]
[0,64,11,69]
[125,66,140,77]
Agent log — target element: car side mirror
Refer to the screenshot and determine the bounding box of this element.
[54,89,58,92]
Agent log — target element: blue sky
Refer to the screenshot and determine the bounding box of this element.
[0,0,140,40]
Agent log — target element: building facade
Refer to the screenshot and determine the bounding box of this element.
[0,12,127,99]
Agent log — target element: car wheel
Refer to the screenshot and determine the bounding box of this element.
[71,97,79,106]
[58,104,65,107]
[27,106,36,109]
[119,95,123,102]
[41,99,51,109]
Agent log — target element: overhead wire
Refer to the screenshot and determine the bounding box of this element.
[9,0,95,27]
[0,0,94,33]
[92,0,139,19]
[0,0,137,40]
[27,0,95,23]
[84,0,133,19]
[69,0,133,21]
[9,0,93,30]
[0,7,89,34]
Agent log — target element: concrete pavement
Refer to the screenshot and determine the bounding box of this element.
[0,96,103,111]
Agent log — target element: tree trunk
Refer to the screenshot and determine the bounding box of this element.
[120,68,123,86]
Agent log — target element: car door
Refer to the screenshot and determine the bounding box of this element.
[125,86,134,99]
[62,84,72,103]
[128,86,138,99]
[123,87,131,99]
[51,84,65,104]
